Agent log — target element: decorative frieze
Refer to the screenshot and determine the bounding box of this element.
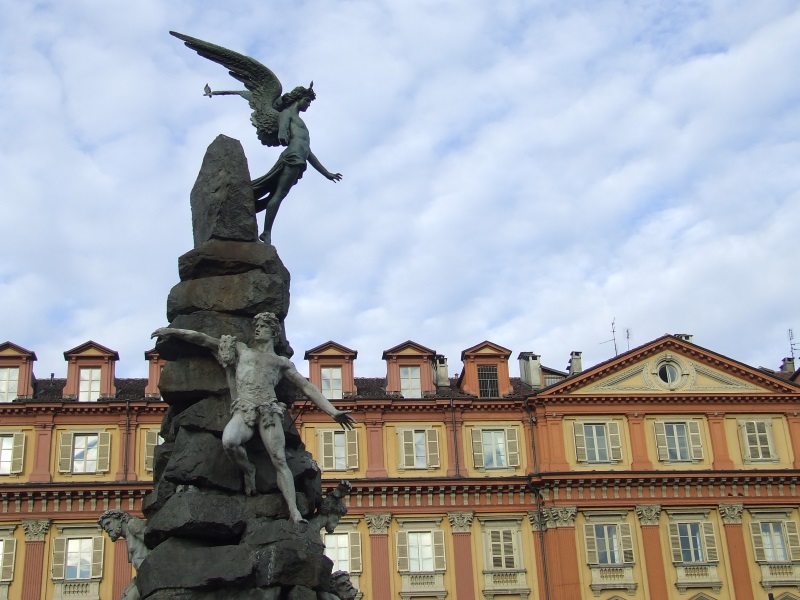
[365,513,392,535]
[447,512,474,533]
[635,504,661,526]
[718,503,743,525]
[22,518,51,541]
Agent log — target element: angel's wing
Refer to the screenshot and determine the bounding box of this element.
[170,31,283,147]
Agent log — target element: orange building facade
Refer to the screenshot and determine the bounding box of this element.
[0,335,799,600]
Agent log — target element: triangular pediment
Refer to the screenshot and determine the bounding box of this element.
[382,340,436,359]
[539,335,798,396]
[0,341,37,360]
[63,340,119,360]
[461,340,512,360]
[303,341,358,360]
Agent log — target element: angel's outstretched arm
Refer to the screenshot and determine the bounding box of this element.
[308,152,342,182]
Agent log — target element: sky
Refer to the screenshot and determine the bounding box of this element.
[1,0,799,380]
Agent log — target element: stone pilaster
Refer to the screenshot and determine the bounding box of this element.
[21,519,50,600]
[636,505,668,600]
[448,512,476,600]
[719,503,754,600]
[366,513,392,600]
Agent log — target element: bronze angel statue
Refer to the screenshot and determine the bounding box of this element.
[171,31,342,244]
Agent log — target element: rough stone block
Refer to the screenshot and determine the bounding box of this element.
[136,537,255,597]
[241,518,323,550]
[153,442,173,482]
[166,270,290,322]
[142,479,178,521]
[145,590,280,600]
[158,356,228,404]
[191,135,257,247]
[255,539,333,589]
[287,586,317,600]
[178,240,290,281]
[155,311,255,360]
[145,489,246,546]
[242,494,310,520]
[164,428,241,492]
[173,396,231,435]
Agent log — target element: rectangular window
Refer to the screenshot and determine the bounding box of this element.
[749,519,800,564]
[760,522,789,562]
[574,422,622,464]
[58,432,111,474]
[585,522,635,565]
[78,368,101,402]
[0,367,19,402]
[320,429,358,471]
[595,524,620,564]
[585,424,609,462]
[408,531,434,572]
[0,536,17,582]
[72,435,99,473]
[655,420,703,462]
[677,523,704,562]
[320,367,343,400]
[740,420,775,461]
[471,428,520,469]
[144,430,163,473]
[489,529,516,569]
[325,533,351,572]
[0,433,24,476]
[477,365,499,398]
[0,437,13,475]
[665,423,690,461]
[399,429,440,469]
[65,538,93,580]
[399,366,421,398]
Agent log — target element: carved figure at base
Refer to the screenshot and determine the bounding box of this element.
[98,509,148,600]
[310,480,351,538]
[171,31,342,245]
[152,312,354,523]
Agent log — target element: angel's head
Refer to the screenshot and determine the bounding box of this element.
[277,83,316,111]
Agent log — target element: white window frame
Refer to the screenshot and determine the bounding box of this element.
[0,526,18,589]
[399,365,421,398]
[582,511,637,595]
[396,518,446,574]
[747,508,800,591]
[478,516,526,574]
[51,525,104,583]
[738,419,778,464]
[397,427,440,470]
[0,368,18,403]
[0,433,24,476]
[320,366,343,400]
[654,419,703,463]
[573,421,622,464]
[471,427,520,470]
[58,431,111,475]
[144,429,163,473]
[318,429,358,471]
[78,367,101,402]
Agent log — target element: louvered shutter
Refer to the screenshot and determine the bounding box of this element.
[471,429,484,468]
[688,421,703,461]
[97,432,111,473]
[750,522,766,561]
[321,431,335,470]
[400,430,415,468]
[348,532,362,572]
[52,537,67,579]
[608,422,622,462]
[345,429,358,469]
[620,523,634,564]
[10,432,25,474]
[584,524,598,564]
[426,429,440,468]
[0,539,16,582]
[702,522,717,562]
[785,521,800,561]
[397,531,409,572]
[505,428,520,467]
[144,429,159,472]
[91,536,104,578]
[58,433,74,473]
[668,523,683,563]
[433,530,446,570]
[502,530,515,569]
[573,423,587,463]
[654,423,668,461]
[740,421,755,461]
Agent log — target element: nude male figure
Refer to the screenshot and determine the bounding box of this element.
[152,312,354,523]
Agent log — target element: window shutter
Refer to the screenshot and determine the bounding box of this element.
[785,521,800,561]
[52,537,67,579]
[426,429,440,468]
[471,429,484,468]
[11,432,25,474]
[321,431,335,470]
[573,423,587,463]
[97,432,111,473]
[91,535,104,578]
[502,530,515,569]
[584,524,598,564]
[505,428,520,467]
[58,432,74,473]
[0,538,16,582]
[433,530,446,570]
[688,421,704,461]
[348,531,362,573]
[654,422,668,461]
[490,530,503,568]
[397,531,409,572]
[345,429,358,469]
[144,429,159,472]
[740,421,755,462]
[702,522,717,562]
[400,430,414,469]
[619,523,634,564]
[608,422,622,462]
[749,522,766,561]
[668,523,683,563]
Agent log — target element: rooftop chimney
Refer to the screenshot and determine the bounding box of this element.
[674,333,693,342]
[518,352,542,388]
[568,351,582,375]
[780,357,796,374]
[433,354,450,387]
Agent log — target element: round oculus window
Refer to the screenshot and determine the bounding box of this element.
[658,363,679,384]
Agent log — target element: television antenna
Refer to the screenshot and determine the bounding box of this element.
[600,318,618,356]
[625,328,631,351]
[790,329,799,360]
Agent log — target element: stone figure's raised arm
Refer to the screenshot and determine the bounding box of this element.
[283,365,355,429]
[151,327,220,353]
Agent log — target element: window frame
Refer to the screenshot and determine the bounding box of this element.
[396,518,446,574]
[479,516,526,574]
[320,366,343,400]
[0,433,25,476]
[477,364,500,398]
[399,365,421,398]
[78,367,102,402]
[0,368,19,403]
[573,420,622,464]
[397,427,440,470]
[57,431,111,475]
[318,429,358,472]
[748,509,800,564]
[654,419,703,463]
[0,526,17,584]
[51,525,104,582]
[738,419,778,464]
[667,512,718,566]
[471,427,520,470]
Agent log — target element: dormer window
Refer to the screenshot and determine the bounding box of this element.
[382,341,437,399]
[400,366,421,398]
[459,341,513,398]
[62,341,119,401]
[0,367,18,403]
[0,342,37,401]
[477,365,499,398]
[305,342,357,399]
[79,368,101,402]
